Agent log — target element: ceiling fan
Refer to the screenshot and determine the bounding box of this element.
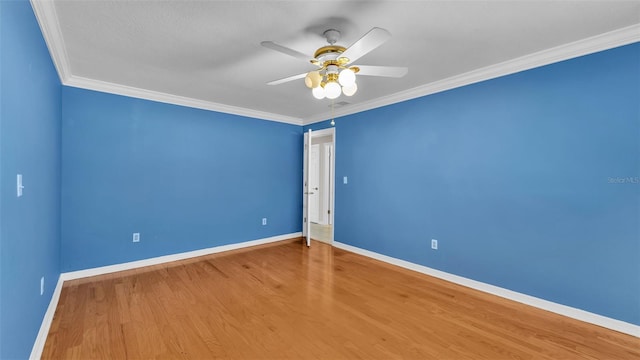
[261,27,408,100]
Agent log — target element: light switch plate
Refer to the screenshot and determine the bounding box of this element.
[17,174,24,197]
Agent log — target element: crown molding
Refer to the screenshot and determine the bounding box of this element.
[30,0,71,82]
[65,75,304,125]
[30,0,638,127]
[30,0,303,125]
[303,23,640,125]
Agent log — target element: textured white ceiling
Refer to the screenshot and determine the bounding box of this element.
[35,1,640,124]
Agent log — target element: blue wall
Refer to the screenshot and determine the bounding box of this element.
[0,0,62,358]
[1,3,637,355]
[61,88,302,271]
[307,43,640,325]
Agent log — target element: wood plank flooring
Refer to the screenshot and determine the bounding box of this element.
[43,239,640,359]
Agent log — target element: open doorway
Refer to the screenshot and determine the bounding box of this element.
[305,128,335,244]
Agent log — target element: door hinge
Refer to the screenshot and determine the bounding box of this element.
[328,210,331,214]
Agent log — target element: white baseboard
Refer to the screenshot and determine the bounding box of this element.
[29,232,301,358]
[61,232,301,281]
[30,276,64,360]
[333,241,640,338]
[32,233,634,359]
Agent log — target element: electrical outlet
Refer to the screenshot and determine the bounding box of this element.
[431,239,438,250]
[262,218,267,226]
[133,232,140,243]
[40,276,44,295]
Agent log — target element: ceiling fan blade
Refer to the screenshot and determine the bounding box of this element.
[267,72,307,86]
[355,65,408,78]
[340,27,391,64]
[261,41,311,63]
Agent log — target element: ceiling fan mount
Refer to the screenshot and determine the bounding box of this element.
[322,29,341,45]
[308,29,350,68]
[261,27,408,100]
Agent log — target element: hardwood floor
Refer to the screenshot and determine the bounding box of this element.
[43,239,639,359]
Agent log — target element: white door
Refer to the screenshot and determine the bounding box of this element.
[309,144,320,224]
[302,129,312,247]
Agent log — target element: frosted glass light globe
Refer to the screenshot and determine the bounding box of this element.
[342,83,358,96]
[338,68,356,87]
[325,81,341,99]
[312,86,326,99]
[305,73,313,88]
[305,71,321,88]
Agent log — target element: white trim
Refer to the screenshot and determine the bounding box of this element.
[29,276,64,360]
[29,232,302,359]
[30,1,302,125]
[29,233,300,358]
[64,76,304,125]
[30,0,71,83]
[28,234,637,358]
[303,24,640,125]
[309,127,336,244]
[333,241,640,338]
[61,232,302,281]
[31,0,639,127]
[307,128,334,137]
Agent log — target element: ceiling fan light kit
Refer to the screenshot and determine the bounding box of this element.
[342,83,358,97]
[312,85,326,99]
[263,27,408,101]
[338,68,356,87]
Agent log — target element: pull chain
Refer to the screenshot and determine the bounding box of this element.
[330,99,336,126]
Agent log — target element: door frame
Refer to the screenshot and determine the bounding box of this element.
[303,127,336,245]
